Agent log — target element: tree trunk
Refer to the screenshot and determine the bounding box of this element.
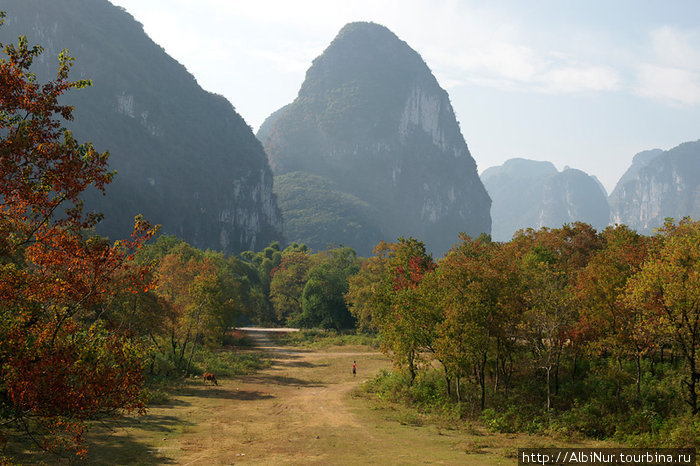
[171,330,178,361]
[479,352,487,411]
[504,353,514,394]
[443,365,452,397]
[545,366,551,413]
[635,353,642,399]
[456,373,461,402]
[554,345,562,396]
[494,343,500,392]
[185,334,199,378]
[686,354,698,415]
[179,328,191,366]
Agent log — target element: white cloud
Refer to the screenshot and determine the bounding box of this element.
[650,26,700,68]
[633,26,700,106]
[428,42,621,95]
[540,65,621,94]
[386,4,623,96]
[636,64,700,106]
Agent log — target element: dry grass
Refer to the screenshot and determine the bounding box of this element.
[15,334,617,465]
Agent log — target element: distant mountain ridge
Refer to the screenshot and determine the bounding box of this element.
[258,22,491,255]
[609,141,700,233]
[1,0,283,253]
[481,158,610,241]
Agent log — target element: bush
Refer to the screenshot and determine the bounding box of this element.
[274,329,380,348]
[189,349,270,378]
[660,414,700,449]
[556,399,619,438]
[223,330,255,347]
[362,369,412,401]
[408,370,449,407]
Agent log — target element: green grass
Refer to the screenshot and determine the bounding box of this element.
[359,366,700,450]
[272,328,380,349]
[188,348,271,378]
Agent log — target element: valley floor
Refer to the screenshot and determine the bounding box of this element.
[74,329,613,465]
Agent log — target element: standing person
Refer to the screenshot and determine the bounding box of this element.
[352,361,356,377]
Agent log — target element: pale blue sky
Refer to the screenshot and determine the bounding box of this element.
[108,0,700,192]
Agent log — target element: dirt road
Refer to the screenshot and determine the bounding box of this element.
[83,329,535,464]
[167,329,401,464]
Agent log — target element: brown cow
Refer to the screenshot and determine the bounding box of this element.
[203,372,218,386]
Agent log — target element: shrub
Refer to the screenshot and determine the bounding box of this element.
[189,349,270,378]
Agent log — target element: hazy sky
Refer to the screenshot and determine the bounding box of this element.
[108,0,700,192]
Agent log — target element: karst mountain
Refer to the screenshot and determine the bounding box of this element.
[609,140,700,234]
[1,0,283,253]
[258,22,491,256]
[481,158,610,241]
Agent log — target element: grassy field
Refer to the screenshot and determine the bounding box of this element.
[11,331,617,464]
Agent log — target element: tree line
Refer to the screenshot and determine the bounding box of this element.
[345,222,700,444]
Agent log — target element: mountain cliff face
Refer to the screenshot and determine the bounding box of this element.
[1,0,282,253]
[609,141,700,234]
[258,22,491,256]
[481,158,610,241]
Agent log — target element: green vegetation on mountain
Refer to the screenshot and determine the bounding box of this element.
[274,171,381,254]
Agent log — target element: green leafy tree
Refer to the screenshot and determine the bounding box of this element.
[433,234,520,407]
[239,242,282,325]
[270,244,315,325]
[372,238,436,383]
[514,224,600,413]
[626,218,700,414]
[345,241,391,331]
[297,247,360,329]
[575,225,655,397]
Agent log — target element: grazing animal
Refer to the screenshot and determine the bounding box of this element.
[203,372,218,386]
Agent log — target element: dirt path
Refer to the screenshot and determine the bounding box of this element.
[165,329,398,464]
[80,330,600,465]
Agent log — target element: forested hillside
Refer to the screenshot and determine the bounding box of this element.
[273,171,381,253]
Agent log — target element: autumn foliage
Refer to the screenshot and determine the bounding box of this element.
[0,14,156,456]
[348,221,700,446]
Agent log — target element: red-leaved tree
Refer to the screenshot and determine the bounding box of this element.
[0,13,157,457]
